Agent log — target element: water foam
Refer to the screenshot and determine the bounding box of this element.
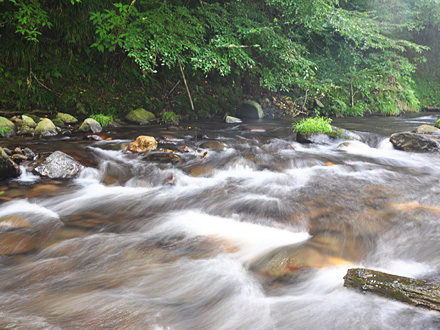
[147,210,310,261]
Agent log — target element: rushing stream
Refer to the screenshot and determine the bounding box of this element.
[0,113,440,329]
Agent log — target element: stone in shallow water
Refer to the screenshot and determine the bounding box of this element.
[34,118,57,136]
[128,136,158,153]
[34,151,82,179]
[78,118,102,133]
[390,132,440,152]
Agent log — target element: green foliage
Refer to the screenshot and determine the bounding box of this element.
[161,111,178,124]
[1,0,439,118]
[90,114,113,127]
[0,126,9,137]
[293,116,333,135]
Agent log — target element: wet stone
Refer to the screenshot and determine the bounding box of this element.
[33,151,82,179]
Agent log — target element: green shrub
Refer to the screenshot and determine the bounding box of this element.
[293,116,333,134]
[90,114,113,127]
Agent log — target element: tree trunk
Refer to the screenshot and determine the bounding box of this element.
[344,268,440,311]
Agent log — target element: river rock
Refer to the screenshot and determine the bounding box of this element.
[0,148,21,179]
[390,132,440,152]
[199,140,226,150]
[236,100,264,119]
[56,112,78,124]
[78,118,102,133]
[34,151,82,178]
[225,116,242,124]
[297,127,361,144]
[414,124,440,134]
[435,119,440,128]
[34,118,57,136]
[0,116,17,137]
[125,108,156,124]
[128,136,158,153]
[16,115,37,135]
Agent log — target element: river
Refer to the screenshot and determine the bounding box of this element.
[0,113,439,329]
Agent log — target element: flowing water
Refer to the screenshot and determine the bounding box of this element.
[0,113,440,329]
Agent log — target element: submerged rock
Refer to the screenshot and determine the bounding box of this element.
[0,148,21,179]
[34,118,57,136]
[34,151,82,178]
[248,233,354,282]
[390,132,440,152]
[236,100,264,119]
[78,118,102,133]
[125,108,156,124]
[129,136,158,153]
[144,152,181,164]
[199,140,226,150]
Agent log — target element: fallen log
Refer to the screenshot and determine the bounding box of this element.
[344,268,440,311]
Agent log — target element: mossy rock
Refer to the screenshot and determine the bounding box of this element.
[34,118,57,137]
[125,108,156,125]
[414,124,440,134]
[23,113,41,123]
[56,112,78,124]
[435,119,440,129]
[78,118,102,133]
[52,118,65,128]
[0,117,17,138]
[22,115,37,128]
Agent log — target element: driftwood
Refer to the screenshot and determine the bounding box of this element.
[344,268,440,311]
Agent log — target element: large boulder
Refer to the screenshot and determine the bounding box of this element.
[78,118,102,133]
[0,148,21,179]
[236,101,264,119]
[128,136,158,153]
[56,112,78,124]
[0,117,17,138]
[125,108,156,124]
[390,132,440,152]
[33,151,82,178]
[34,118,57,136]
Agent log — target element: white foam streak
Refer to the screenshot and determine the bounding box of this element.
[13,166,40,184]
[149,210,310,261]
[0,199,59,219]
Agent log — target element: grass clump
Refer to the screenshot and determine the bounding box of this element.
[293,117,333,134]
[90,114,113,127]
